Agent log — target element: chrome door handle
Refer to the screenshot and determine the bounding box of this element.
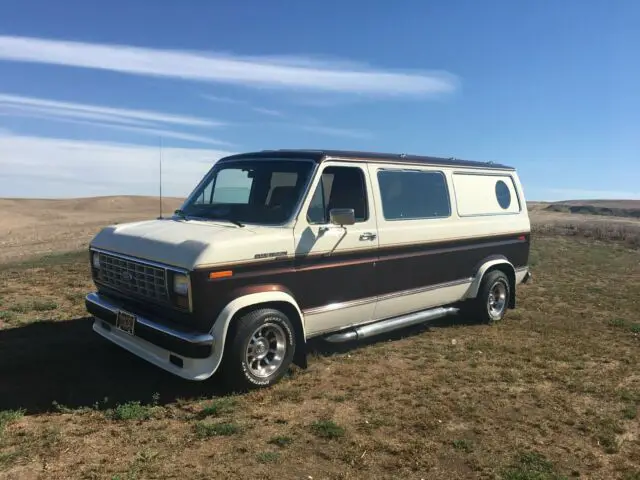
[359,232,377,241]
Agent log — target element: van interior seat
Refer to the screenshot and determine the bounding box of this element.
[268,186,296,208]
[326,171,366,220]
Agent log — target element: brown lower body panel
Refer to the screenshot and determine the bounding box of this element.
[185,232,530,331]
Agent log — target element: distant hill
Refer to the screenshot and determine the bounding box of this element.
[0,195,185,214]
[536,200,640,219]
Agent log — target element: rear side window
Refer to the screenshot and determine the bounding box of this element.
[377,170,451,220]
[452,173,520,216]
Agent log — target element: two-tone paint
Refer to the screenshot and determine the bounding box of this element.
[86,149,531,380]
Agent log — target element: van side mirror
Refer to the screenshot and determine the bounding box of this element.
[329,208,356,226]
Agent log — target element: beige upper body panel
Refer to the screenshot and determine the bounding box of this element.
[90,218,294,270]
[90,157,529,273]
[360,160,530,249]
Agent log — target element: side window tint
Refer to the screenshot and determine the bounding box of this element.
[306,166,368,224]
[377,170,450,220]
[306,177,326,224]
[495,180,512,210]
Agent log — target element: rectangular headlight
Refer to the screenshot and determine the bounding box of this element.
[173,273,189,296]
[92,252,100,269]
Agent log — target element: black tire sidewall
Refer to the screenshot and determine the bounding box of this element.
[227,309,296,389]
[480,271,510,323]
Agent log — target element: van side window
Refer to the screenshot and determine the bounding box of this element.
[377,170,451,220]
[307,166,368,224]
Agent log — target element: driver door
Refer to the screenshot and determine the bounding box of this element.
[293,162,379,336]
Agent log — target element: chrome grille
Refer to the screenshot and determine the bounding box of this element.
[97,252,168,302]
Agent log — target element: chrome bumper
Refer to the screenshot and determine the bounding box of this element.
[85,292,214,358]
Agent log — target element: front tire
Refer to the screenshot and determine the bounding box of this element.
[221,308,296,391]
[475,270,511,324]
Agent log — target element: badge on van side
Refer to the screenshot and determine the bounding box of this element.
[254,251,288,259]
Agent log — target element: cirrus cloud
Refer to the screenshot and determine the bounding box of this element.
[0,35,458,97]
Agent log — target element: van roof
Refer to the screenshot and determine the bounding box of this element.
[219,149,515,171]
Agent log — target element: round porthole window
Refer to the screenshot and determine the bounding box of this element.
[495,180,511,210]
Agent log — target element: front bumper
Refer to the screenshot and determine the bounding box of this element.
[85,292,217,381]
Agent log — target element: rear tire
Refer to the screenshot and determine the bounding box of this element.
[221,308,296,391]
[474,270,511,324]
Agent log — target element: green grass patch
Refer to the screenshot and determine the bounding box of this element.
[0,450,22,468]
[310,420,345,439]
[256,451,280,464]
[608,318,627,328]
[630,324,640,334]
[31,299,58,311]
[621,472,640,480]
[0,310,17,322]
[622,405,637,420]
[9,299,58,313]
[502,451,567,480]
[596,433,619,454]
[451,439,473,453]
[618,389,640,403]
[267,435,293,447]
[194,422,240,438]
[105,401,153,421]
[64,291,88,303]
[0,409,25,436]
[197,397,237,419]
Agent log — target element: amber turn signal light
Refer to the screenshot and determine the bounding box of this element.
[209,270,233,279]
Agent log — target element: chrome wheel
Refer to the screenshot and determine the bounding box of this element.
[245,322,287,378]
[487,281,507,318]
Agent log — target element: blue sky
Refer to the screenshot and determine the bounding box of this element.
[0,0,638,200]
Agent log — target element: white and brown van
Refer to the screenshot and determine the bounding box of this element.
[85,149,532,389]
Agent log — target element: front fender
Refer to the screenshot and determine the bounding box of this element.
[208,291,305,375]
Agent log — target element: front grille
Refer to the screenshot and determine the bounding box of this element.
[97,252,169,303]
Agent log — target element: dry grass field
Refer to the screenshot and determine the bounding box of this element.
[528,201,640,249]
[0,197,183,264]
[1,196,639,265]
[0,197,639,479]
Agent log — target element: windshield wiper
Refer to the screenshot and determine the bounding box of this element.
[175,209,244,227]
[197,213,245,228]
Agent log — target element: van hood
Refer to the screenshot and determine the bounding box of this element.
[90,218,294,270]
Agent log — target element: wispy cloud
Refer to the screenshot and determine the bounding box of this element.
[201,94,283,117]
[201,95,244,105]
[0,93,220,127]
[0,35,458,97]
[0,92,231,146]
[0,133,233,198]
[0,108,233,146]
[251,107,283,117]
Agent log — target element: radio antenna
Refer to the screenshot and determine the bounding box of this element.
[158,136,163,219]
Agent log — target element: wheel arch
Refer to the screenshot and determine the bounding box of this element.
[467,256,517,308]
[210,289,307,374]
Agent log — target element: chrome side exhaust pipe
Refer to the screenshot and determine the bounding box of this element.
[324,306,460,343]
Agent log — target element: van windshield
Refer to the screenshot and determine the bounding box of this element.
[180,159,314,225]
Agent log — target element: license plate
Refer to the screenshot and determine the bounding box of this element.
[116,310,136,335]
